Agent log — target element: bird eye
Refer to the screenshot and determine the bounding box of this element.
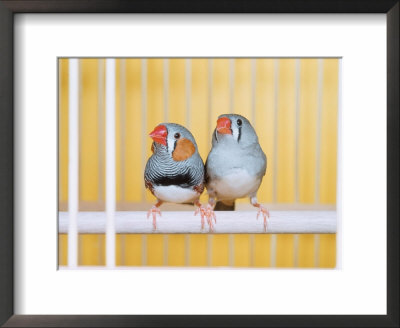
[174,132,181,139]
[237,119,242,126]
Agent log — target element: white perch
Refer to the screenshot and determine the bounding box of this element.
[59,211,336,234]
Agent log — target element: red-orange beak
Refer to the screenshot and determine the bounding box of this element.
[149,125,167,146]
[216,117,232,135]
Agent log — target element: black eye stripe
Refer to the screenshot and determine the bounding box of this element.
[238,126,242,143]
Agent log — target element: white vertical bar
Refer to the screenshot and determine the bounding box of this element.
[141,59,147,202]
[207,59,213,267]
[105,59,116,268]
[313,59,324,268]
[68,58,79,268]
[163,59,169,265]
[120,59,126,204]
[141,59,148,266]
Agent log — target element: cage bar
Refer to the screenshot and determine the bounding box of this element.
[67,58,79,268]
[105,59,116,267]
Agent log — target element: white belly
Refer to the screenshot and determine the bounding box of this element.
[208,168,260,201]
[153,185,199,203]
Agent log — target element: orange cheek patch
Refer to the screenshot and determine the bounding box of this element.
[172,138,195,161]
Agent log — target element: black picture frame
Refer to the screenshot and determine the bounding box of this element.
[0,1,398,327]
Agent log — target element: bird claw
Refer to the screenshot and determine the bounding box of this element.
[194,205,206,230]
[205,204,216,232]
[147,206,162,230]
[256,205,270,232]
[195,204,216,231]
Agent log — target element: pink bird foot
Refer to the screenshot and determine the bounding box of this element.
[256,205,270,232]
[250,197,270,232]
[147,205,162,230]
[194,201,216,231]
[194,203,207,230]
[204,203,217,232]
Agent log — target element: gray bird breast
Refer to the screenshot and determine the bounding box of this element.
[205,142,267,199]
[207,140,266,177]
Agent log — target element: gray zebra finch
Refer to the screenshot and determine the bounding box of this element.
[144,123,207,230]
[205,114,270,232]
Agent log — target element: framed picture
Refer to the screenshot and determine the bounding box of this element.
[57,56,338,269]
[1,1,398,327]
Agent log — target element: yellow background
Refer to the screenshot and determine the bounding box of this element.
[58,58,339,268]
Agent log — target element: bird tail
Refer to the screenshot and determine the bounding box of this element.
[214,200,235,211]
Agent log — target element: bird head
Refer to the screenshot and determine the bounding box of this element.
[214,114,258,146]
[149,123,198,161]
